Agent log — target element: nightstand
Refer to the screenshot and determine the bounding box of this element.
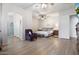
[53,30,59,37]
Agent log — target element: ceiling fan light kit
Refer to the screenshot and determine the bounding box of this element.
[33,3,54,20]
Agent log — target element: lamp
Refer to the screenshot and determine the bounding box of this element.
[33,3,54,20]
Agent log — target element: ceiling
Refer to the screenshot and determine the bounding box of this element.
[12,3,75,14]
[11,3,75,20]
[12,3,34,9]
[33,3,75,14]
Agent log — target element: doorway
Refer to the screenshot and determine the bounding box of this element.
[7,15,14,38]
[70,15,78,38]
[7,13,23,40]
[14,13,23,39]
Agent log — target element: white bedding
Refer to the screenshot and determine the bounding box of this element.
[35,30,53,37]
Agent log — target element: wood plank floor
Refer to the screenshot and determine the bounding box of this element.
[0,36,78,55]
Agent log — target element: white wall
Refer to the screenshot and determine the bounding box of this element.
[1,4,8,45]
[32,12,59,32]
[59,9,75,39]
[32,16,39,32]
[0,4,2,43]
[0,4,2,31]
[59,15,70,39]
[70,15,78,38]
[22,8,32,39]
[0,3,2,22]
[39,13,59,30]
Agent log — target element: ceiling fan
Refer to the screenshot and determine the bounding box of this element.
[33,12,51,21]
[33,3,54,20]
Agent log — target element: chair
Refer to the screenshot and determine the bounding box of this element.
[25,29,37,41]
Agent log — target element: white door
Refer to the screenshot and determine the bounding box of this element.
[0,4,2,47]
[70,15,78,38]
[0,19,2,46]
[14,13,22,39]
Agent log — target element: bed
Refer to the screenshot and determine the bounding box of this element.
[35,28,53,37]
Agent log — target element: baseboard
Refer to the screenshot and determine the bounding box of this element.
[59,38,69,40]
[14,36,24,40]
[70,37,77,40]
[59,37,77,40]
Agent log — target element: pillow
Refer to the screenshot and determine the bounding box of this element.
[42,28,53,31]
[38,29,42,31]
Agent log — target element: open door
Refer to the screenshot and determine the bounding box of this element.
[70,15,78,38]
[0,22,2,50]
[0,3,2,50]
[14,13,23,39]
[0,21,2,50]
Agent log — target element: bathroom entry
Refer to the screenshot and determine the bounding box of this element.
[7,13,23,40]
